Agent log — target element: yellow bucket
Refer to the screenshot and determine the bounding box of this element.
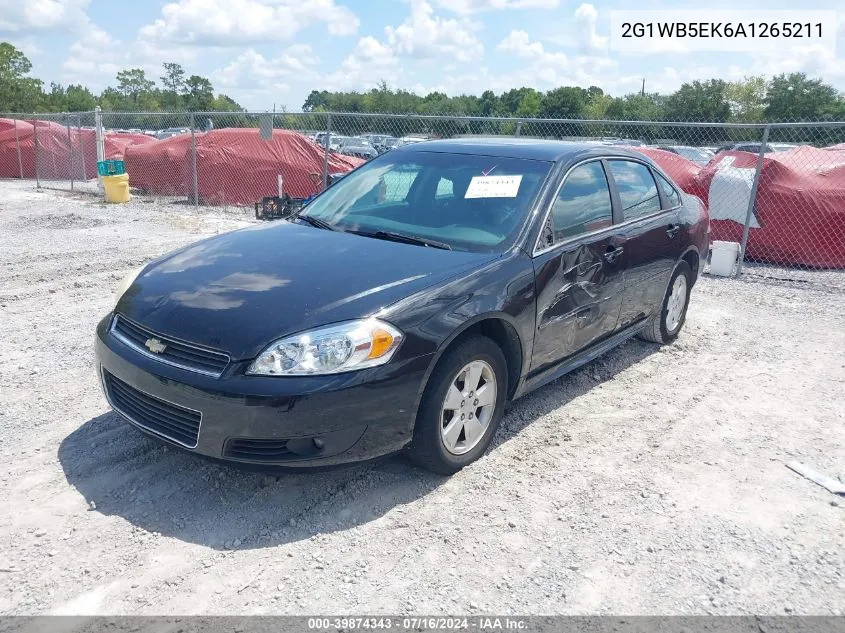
[103,173,131,203]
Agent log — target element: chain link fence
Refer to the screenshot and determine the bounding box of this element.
[2,109,844,289]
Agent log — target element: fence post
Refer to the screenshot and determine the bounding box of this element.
[190,112,198,206]
[65,113,74,191]
[515,121,523,137]
[77,113,87,182]
[13,118,23,179]
[736,125,770,277]
[94,106,105,194]
[33,120,41,189]
[321,113,332,190]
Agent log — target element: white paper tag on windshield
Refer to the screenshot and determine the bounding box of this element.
[464,175,522,199]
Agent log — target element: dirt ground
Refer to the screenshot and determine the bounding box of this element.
[1,181,843,616]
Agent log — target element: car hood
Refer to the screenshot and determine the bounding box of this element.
[117,220,495,359]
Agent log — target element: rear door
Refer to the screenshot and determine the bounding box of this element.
[530,159,628,372]
[606,159,683,329]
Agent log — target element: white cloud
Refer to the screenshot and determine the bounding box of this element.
[434,0,560,15]
[61,25,121,81]
[385,0,483,62]
[137,0,359,47]
[215,46,320,90]
[497,30,542,58]
[61,24,198,89]
[323,36,400,91]
[574,3,607,54]
[497,30,562,62]
[0,0,90,34]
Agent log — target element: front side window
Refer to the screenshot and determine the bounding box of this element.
[607,160,661,220]
[549,161,613,244]
[300,151,552,253]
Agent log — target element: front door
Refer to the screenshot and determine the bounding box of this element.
[531,160,627,373]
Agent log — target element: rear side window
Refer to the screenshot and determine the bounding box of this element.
[655,172,681,208]
[549,161,613,243]
[607,160,661,220]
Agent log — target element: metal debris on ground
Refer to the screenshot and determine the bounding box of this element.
[786,461,845,495]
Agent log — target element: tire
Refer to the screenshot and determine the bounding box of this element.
[638,261,692,344]
[407,336,508,475]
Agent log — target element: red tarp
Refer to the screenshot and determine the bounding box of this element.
[629,146,703,195]
[693,147,845,268]
[124,128,363,205]
[629,145,845,268]
[104,132,156,161]
[0,118,154,179]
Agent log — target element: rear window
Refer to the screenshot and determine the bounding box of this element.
[654,172,681,208]
[607,160,662,221]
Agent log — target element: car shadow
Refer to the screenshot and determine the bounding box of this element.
[57,337,658,551]
[494,337,658,449]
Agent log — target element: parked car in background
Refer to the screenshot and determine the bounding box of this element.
[333,137,378,160]
[714,142,799,155]
[97,138,709,475]
[155,127,190,140]
[655,145,715,166]
[398,136,429,146]
[367,135,399,154]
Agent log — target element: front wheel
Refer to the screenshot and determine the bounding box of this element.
[638,261,692,344]
[407,336,507,475]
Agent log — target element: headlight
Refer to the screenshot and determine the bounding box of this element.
[114,265,144,307]
[247,319,403,376]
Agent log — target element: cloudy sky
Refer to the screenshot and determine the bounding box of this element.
[2,0,844,111]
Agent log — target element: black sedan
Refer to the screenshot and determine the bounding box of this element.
[95,139,710,474]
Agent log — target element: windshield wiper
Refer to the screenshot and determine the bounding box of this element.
[351,230,452,251]
[294,214,337,231]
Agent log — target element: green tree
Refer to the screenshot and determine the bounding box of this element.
[725,76,766,122]
[583,92,612,119]
[540,87,587,119]
[65,84,96,111]
[184,75,214,111]
[478,90,497,117]
[764,73,842,122]
[43,82,68,111]
[161,62,185,93]
[0,42,44,111]
[212,94,244,111]
[515,89,541,118]
[665,79,730,122]
[303,90,330,111]
[116,68,156,107]
[160,62,186,109]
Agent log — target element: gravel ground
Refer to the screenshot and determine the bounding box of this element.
[1,181,843,616]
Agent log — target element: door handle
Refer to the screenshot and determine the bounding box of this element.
[666,224,681,238]
[603,246,624,263]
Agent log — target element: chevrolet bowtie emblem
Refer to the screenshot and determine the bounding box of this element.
[144,337,167,354]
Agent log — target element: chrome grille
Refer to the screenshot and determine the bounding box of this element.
[111,315,229,377]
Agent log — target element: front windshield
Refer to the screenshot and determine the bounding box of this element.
[300,150,552,253]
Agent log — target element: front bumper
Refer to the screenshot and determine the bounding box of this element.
[94,315,431,469]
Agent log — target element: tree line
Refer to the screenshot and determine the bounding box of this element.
[3,40,844,144]
[304,75,845,124]
[0,42,243,119]
[304,76,845,144]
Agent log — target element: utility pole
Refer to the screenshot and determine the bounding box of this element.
[641,78,645,96]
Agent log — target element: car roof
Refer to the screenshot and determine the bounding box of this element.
[394,137,650,162]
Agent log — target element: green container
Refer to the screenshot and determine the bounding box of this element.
[97,160,125,176]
